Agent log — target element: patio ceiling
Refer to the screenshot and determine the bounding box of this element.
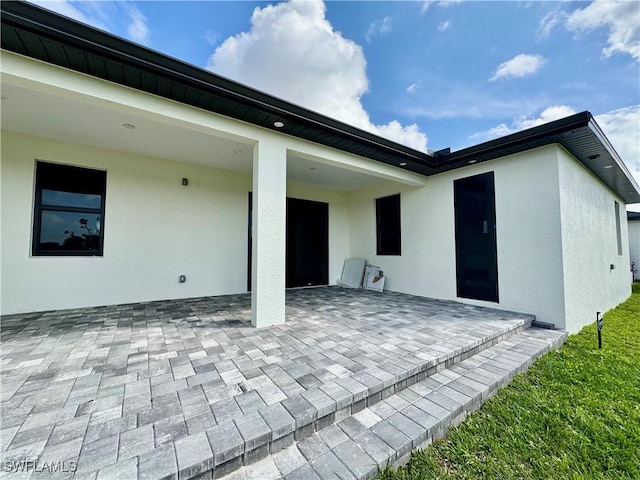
[0,82,387,192]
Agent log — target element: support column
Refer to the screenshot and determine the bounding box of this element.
[251,139,287,328]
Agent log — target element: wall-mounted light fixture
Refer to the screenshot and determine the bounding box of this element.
[182,178,189,186]
[273,121,285,128]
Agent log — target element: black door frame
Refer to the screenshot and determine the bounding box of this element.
[454,172,499,302]
[247,193,329,291]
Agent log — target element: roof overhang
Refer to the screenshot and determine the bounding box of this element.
[2,1,639,203]
[435,112,640,204]
[628,212,640,221]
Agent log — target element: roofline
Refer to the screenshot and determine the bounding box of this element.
[2,1,639,203]
[587,116,640,194]
[442,112,592,163]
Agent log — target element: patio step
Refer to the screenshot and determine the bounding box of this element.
[223,327,567,479]
[174,312,536,479]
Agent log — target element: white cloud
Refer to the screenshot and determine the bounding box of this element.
[438,20,450,32]
[30,1,150,45]
[208,0,427,151]
[366,16,392,43]
[469,105,578,141]
[125,5,150,45]
[538,9,566,39]
[566,0,639,61]
[515,105,578,130]
[205,30,219,46]
[489,53,546,81]
[595,105,640,184]
[420,0,461,16]
[406,81,423,94]
[30,0,107,29]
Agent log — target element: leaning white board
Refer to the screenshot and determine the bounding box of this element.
[336,258,367,288]
[363,265,385,292]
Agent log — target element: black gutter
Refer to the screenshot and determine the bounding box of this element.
[439,112,592,164]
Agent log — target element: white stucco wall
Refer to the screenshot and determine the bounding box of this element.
[349,144,634,331]
[0,131,351,315]
[557,147,631,332]
[349,144,567,327]
[1,53,424,319]
[629,220,640,281]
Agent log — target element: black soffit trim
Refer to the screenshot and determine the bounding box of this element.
[2,1,639,202]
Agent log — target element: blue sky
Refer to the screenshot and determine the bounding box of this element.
[33,0,640,203]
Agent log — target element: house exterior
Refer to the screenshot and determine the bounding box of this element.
[629,212,640,282]
[1,2,639,332]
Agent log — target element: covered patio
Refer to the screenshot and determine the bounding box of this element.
[0,287,548,479]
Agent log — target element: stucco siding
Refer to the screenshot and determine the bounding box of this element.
[629,220,640,280]
[557,146,631,332]
[0,131,350,315]
[348,145,567,327]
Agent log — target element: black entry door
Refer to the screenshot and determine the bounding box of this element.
[286,197,329,288]
[454,172,498,302]
[247,194,329,290]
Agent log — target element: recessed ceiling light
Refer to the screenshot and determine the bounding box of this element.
[122,123,136,129]
[468,159,477,164]
[399,162,407,166]
[603,165,613,169]
[233,149,244,155]
[273,121,285,128]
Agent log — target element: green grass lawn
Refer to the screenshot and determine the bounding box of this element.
[378,288,640,479]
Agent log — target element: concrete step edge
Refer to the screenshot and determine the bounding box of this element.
[225,327,567,480]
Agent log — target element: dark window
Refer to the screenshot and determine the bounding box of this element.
[376,193,401,256]
[33,161,106,256]
[615,201,622,256]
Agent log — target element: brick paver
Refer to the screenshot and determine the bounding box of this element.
[1,287,538,478]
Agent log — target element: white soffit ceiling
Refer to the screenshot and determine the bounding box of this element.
[1,83,387,191]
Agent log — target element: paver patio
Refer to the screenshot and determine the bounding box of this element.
[1,287,557,479]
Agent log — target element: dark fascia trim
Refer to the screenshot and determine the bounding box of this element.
[439,112,592,164]
[1,1,434,167]
[628,211,640,221]
[587,116,640,195]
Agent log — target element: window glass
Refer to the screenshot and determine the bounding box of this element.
[376,194,401,256]
[615,201,622,256]
[42,189,102,209]
[33,161,106,256]
[39,212,101,252]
